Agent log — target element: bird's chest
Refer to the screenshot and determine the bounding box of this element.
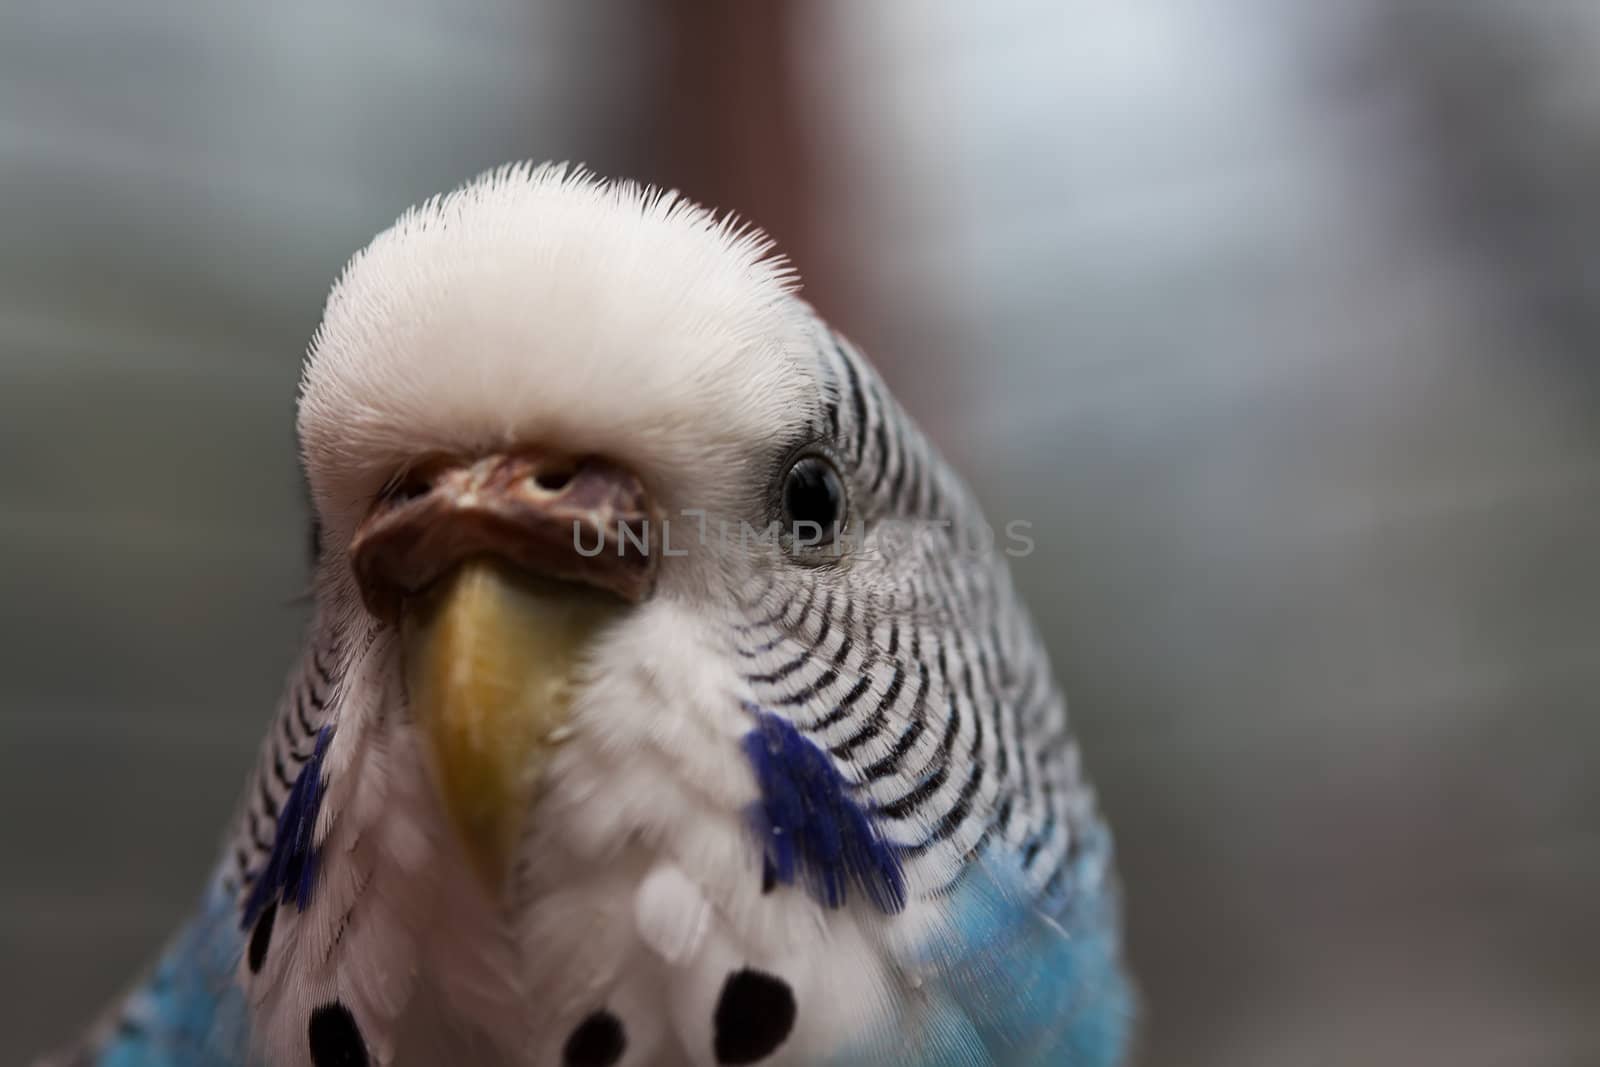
[402,817,897,1067]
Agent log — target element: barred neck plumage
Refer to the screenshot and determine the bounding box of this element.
[223,619,346,901]
[733,322,1107,908]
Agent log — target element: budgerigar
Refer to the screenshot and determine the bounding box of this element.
[40,164,1133,1067]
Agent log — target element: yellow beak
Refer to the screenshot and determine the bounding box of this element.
[401,560,619,893]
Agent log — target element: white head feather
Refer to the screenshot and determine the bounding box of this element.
[298,162,818,560]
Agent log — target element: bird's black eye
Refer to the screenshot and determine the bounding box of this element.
[781,454,846,547]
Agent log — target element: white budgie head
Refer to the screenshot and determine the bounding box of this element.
[226,163,1130,1067]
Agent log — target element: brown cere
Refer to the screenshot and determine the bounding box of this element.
[349,450,661,623]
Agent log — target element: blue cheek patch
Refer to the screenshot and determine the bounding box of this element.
[241,725,333,929]
[741,705,907,914]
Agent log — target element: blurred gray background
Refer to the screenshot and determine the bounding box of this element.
[3,2,1597,1064]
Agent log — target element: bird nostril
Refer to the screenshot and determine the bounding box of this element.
[531,467,574,493]
[386,476,432,505]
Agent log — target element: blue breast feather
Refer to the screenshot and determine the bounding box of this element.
[833,836,1135,1067]
[94,876,251,1067]
[92,727,335,1065]
[741,705,907,913]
